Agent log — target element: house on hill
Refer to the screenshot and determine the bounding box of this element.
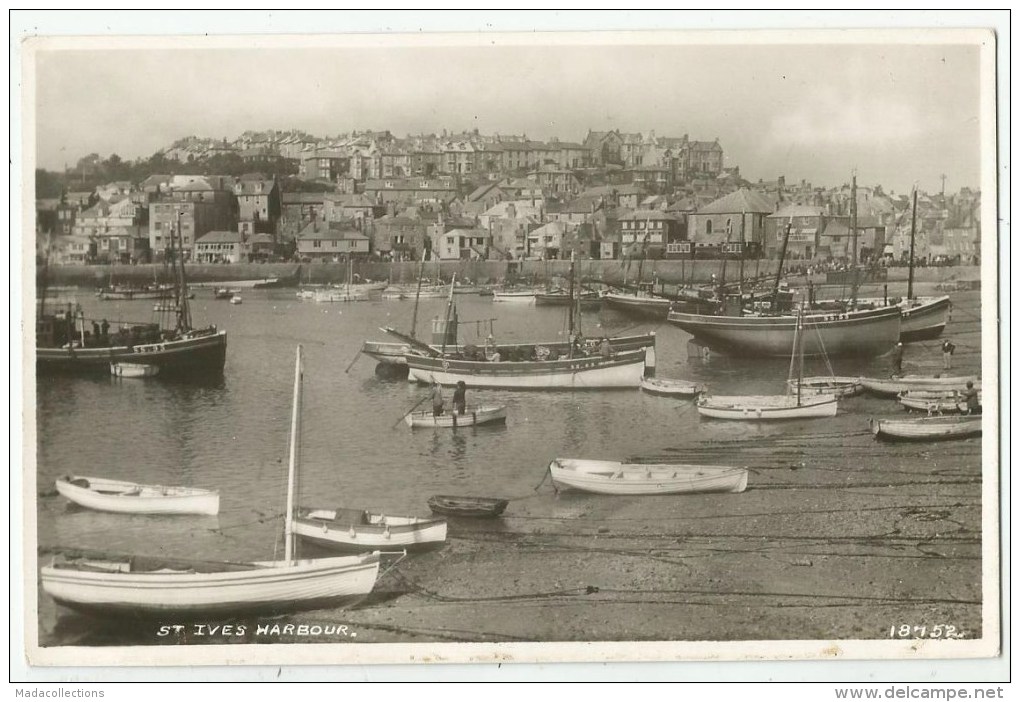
[296,221,370,261]
[687,188,775,258]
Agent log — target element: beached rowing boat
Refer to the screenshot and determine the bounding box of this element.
[548,458,748,496]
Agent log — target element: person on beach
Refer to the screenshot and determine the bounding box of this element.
[452,381,467,415]
[891,342,904,376]
[942,339,956,370]
[962,381,981,415]
[431,381,444,417]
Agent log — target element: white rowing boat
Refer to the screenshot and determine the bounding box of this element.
[405,405,507,428]
[55,476,220,516]
[897,389,981,413]
[548,458,748,496]
[640,377,704,398]
[871,414,982,441]
[292,508,447,552]
[697,393,838,420]
[110,362,160,378]
[860,375,980,396]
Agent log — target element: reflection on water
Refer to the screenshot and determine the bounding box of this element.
[33,288,983,645]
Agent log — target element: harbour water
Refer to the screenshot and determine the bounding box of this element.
[34,284,985,646]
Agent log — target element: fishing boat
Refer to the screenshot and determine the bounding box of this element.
[426,495,509,519]
[381,284,447,300]
[534,290,602,309]
[110,362,159,378]
[860,375,980,397]
[668,305,901,358]
[491,289,541,304]
[697,307,839,420]
[55,476,220,516]
[786,376,863,398]
[870,414,982,441]
[640,377,704,398]
[602,291,672,320]
[40,348,383,617]
[405,405,507,428]
[214,288,240,300]
[898,389,980,413]
[97,283,175,301]
[547,458,749,496]
[36,214,227,378]
[292,508,447,552]
[229,294,243,305]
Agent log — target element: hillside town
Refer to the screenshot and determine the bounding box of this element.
[36,127,981,268]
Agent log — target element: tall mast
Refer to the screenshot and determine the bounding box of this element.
[410,247,427,338]
[567,252,576,346]
[772,222,792,311]
[850,174,858,267]
[175,210,193,332]
[908,188,918,301]
[796,307,804,407]
[439,273,456,355]
[284,345,303,564]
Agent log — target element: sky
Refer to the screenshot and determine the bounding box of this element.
[31,36,986,195]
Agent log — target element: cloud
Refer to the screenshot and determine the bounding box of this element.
[763,87,926,149]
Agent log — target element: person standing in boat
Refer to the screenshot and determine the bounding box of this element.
[962,381,981,415]
[941,339,956,370]
[599,337,612,359]
[890,342,904,376]
[452,381,467,416]
[431,381,445,417]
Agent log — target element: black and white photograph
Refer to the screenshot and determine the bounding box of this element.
[14,12,1004,681]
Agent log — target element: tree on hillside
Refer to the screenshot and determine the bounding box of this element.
[35,169,64,198]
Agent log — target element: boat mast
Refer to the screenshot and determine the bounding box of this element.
[409,247,427,338]
[284,345,303,564]
[772,222,793,311]
[567,252,576,353]
[796,307,804,407]
[439,273,457,355]
[850,174,859,308]
[174,210,193,332]
[908,188,918,301]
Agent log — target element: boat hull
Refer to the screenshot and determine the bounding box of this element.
[549,458,748,496]
[640,377,703,397]
[55,477,220,516]
[37,329,227,378]
[363,332,657,367]
[40,553,380,617]
[697,394,838,420]
[603,294,672,320]
[860,375,980,397]
[293,511,447,551]
[786,376,863,398]
[426,495,509,518]
[405,405,507,428]
[406,349,650,389]
[898,390,979,413]
[871,415,982,441]
[667,307,901,358]
[110,362,160,378]
[534,293,602,309]
[853,296,952,342]
[492,291,539,304]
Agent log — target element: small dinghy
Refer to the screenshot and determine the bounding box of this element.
[786,376,863,398]
[548,458,748,496]
[405,405,508,428]
[427,495,509,519]
[860,375,980,397]
[110,362,159,378]
[898,389,980,413]
[229,294,243,305]
[697,393,838,420]
[55,476,219,516]
[292,507,447,552]
[640,377,704,398]
[871,414,982,441]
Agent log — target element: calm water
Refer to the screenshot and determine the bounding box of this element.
[34,286,984,645]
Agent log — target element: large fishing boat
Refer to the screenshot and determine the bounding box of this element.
[36,216,227,377]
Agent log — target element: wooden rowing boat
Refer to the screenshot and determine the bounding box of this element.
[405,405,507,428]
[860,375,980,397]
[697,393,838,420]
[292,508,447,551]
[548,458,748,496]
[786,376,863,398]
[640,377,704,398]
[426,495,509,518]
[898,389,981,413]
[40,347,383,618]
[55,476,220,516]
[870,414,982,441]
